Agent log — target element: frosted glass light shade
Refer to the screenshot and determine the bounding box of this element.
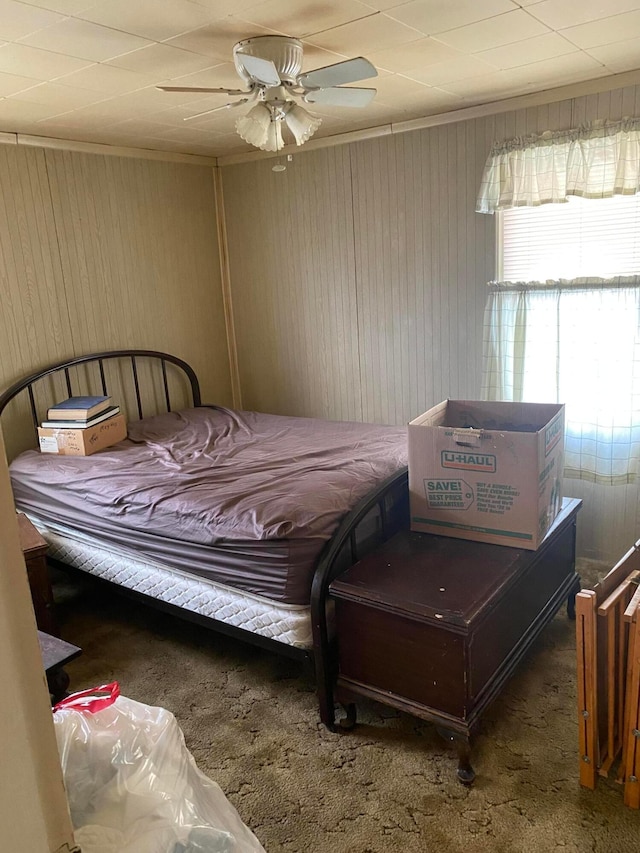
[235,100,320,151]
[261,119,284,152]
[235,103,271,148]
[284,103,322,146]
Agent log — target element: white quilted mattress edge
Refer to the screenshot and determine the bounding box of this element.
[31,516,314,650]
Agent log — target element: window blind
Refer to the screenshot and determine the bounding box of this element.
[501,194,640,281]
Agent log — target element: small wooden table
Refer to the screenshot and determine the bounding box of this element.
[329,497,582,783]
[17,512,58,636]
[38,631,82,704]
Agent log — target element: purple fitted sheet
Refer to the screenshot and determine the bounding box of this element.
[10,407,407,604]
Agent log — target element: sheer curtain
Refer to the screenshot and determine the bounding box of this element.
[482,278,640,485]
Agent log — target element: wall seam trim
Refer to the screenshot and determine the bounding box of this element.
[348,145,364,423]
[212,166,242,407]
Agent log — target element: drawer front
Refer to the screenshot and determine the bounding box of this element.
[335,601,467,718]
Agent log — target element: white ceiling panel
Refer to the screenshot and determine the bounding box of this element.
[185,0,270,15]
[560,10,640,50]
[19,0,97,12]
[77,0,214,42]
[368,37,463,74]
[242,0,376,39]
[0,41,93,77]
[510,51,610,86]
[383,84,465,113]
[0,70,42,96]
[0,0,634,158]
[438,69,530,99]
[385,0,517,35]
[587,36,640,73]
[434,10,551,54]
[19,18,152,61]
[477,32,579,70]
[306,14,424,55]
[0,95,67,120]
[0,0,62,41]
[165,19,281,61]
[526,0,640,31]
[105,43,215,76]
[55,62,159,94]
[406,55,502,86]
[372,72,435,100]
[9,80,110,108]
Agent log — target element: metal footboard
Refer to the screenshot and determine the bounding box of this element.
[310,466,409,728]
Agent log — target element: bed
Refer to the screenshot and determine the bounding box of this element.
[2,350,409,727]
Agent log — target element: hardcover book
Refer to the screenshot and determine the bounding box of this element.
[47,395,111,420]
[41,406,121,429]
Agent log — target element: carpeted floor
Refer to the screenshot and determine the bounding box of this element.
[54,559,638,853]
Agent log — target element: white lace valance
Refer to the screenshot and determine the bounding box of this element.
[476,117,640,214]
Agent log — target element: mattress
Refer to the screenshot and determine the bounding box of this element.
[10,407,408,605]
[33,516,314,649]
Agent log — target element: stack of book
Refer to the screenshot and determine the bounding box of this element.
[38,395,127,456]
[42,395,120,429]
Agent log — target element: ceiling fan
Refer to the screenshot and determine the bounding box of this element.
[157,35,378,153]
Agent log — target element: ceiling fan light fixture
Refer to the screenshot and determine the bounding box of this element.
[235,102,271,148]
[284,103,322,146]
[162,35,378,154]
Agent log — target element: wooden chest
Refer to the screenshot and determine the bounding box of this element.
[329,498,581,779]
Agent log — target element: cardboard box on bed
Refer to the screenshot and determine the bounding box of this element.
[408,400,564,550]
[38,414,127,456]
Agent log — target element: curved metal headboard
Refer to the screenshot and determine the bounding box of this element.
[0,349,202,431]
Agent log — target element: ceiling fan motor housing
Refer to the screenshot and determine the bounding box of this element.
[233,36,304,86]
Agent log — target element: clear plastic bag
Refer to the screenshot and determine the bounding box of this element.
[53,683,265,853]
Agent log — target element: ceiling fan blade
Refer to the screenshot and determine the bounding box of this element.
[157,85,250,95]
[304,86,376,108]
[184,98,251,121]
[235,53,281,87]
[299,57,377,90]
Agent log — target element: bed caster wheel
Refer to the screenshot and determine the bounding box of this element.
[338,703,357,730]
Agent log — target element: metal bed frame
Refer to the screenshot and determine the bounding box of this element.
[1,349,409,727]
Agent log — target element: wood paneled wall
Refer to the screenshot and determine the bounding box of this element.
[223,124,495,425]
[0,145,231,459]
[223,146,362,421]
[222,82,640,563]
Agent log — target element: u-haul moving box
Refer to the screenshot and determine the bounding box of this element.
[408,400,565,550]
[38,414,127,456]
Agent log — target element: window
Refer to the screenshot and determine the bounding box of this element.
[501,194,640,281]
[483,195,640,485]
